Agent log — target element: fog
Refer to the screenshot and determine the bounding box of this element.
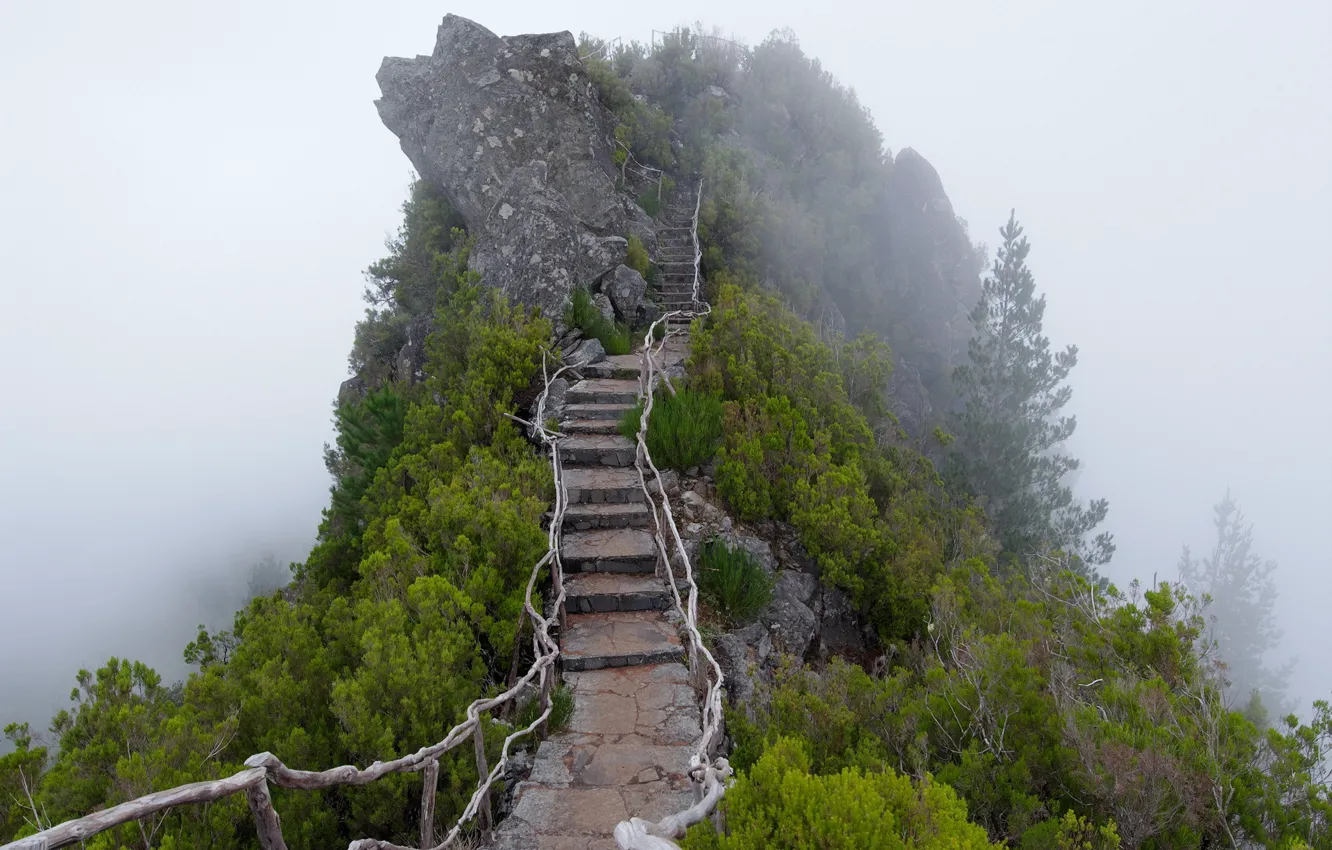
[1,0,1327,735]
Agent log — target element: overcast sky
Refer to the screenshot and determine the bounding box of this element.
[1,0,1328,731]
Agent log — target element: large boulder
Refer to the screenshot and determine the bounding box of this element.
[376,15,650,318]
[467,162,626,318]
[761,570,819,659]
[604,264,647,323]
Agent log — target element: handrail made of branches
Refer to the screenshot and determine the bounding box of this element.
[3,351,592,850]
[613,181,734,850]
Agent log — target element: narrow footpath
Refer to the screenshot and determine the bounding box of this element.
[492,209,704,849]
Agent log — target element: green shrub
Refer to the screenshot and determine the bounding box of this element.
[618,388,724,470]
[514,684,573,736]
[638,190,662,218]
[566,285,631,355]
[696,539,773,624]
[626,234,651,279]
[680,737,998,849]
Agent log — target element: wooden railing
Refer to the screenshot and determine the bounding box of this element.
[2,353,587,850]
[615,181,733,850]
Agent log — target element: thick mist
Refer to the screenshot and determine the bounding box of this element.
[1,0,1327,739]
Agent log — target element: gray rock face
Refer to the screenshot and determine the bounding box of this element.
[466,162,626,318]
[604,264,647,322]
[394,315,432,385]
[591,291,617,325]
[566,337,605,367]
[540,376,570,425]
[761,570,819,658]
[817,586,862,658]
[376,15,649,318]
[716,531,778,577]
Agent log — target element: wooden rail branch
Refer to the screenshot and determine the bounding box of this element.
[420,758,439,848]
[5,767,267,850]
[246,777,289,850]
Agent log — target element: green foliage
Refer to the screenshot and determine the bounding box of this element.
[1,723,50,841]
[565,285,631,355]
[727,559,1331,848]
[692,283,981,641]
[680,737,997,849]
[625,234,651,279]
[949,213,1112,571]
[513,685,574,735]
[696,539,773,624]
[617,388,724,470]
[351,179,474,385]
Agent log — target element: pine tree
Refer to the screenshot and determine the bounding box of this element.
[1179,492,1291,713]
[949,211,1113,567]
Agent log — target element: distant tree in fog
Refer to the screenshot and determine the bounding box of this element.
[1179,492,1293,716]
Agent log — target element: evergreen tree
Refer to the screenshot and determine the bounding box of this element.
[949,211,1113,567]
[1179,492,1292,713]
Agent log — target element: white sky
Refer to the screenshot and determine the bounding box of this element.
[1,0,1328,729]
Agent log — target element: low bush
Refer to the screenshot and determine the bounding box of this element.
[626,234,651,279]
[696,539,773,624]
[680,737,998,849]
[566,285,631,355]
[513,684,573,735]
[618,387,724,470]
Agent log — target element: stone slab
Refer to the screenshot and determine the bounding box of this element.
[563,467,643,504]
[562,502,652,531]
[561,419,621,435]
[561,434,636,467]
[563,402,634,421]
[564,572,670,613]
[562,611,683,671]
[563,528,658,573]
[568,379,640,405]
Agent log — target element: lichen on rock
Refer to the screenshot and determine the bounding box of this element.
[375,14,653,320]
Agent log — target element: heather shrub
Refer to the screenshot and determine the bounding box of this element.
[618,387,724,470]
[696,539,773,624]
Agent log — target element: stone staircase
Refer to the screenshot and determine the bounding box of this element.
[653,213,701,326]
[492,203,704,849]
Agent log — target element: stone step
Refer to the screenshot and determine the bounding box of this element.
[561,418,622,435]
[563,402,633,421]
[563,466,644,504]
[562,527,657,573]
[488,663,701,848]
[561,501,653,530]
[564,572,670,613]
[568,379,640,405]
[561,433,636,467]
[581,354,643,380]
[561,611,684,671]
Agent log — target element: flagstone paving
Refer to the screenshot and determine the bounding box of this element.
[492,206,703,847]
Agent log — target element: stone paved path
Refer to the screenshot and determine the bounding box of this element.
[493,209,701,849]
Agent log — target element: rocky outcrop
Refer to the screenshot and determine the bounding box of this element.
[880,148,983,408]
[376,15,651,319]
[602,265,647,323]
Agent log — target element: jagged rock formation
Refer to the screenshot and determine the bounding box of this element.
[879,148,984,430]
[375,15,651,318]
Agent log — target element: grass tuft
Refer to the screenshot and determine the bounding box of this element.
[618,388,724,470]
[566,285,631,355]
[697,539,774,624]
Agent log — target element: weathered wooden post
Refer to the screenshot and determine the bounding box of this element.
[419,757,439,848]
[244,773,288,850]
[472,723,493,838]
